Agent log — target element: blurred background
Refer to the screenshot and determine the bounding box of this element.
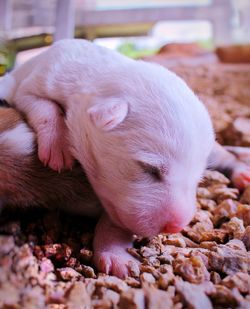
[0,0,250,74]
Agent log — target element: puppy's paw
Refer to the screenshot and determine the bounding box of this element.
[38,134,73,171]
[231,163,250,190]
[93,250,139,279]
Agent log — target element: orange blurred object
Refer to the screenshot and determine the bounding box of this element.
[158,43,205,57]
[216,45,250,63]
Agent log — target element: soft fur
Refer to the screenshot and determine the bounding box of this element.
[1,39,249,278]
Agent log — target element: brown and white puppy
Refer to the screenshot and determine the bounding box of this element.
[0,101,100,215]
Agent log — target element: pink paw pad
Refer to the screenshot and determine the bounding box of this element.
[94,251,139,279]
[37,122,73,171]
[38,138,73,171]
[232,166,250,190]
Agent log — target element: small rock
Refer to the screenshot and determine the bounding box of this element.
[221,272,250,294]
[0,236,15,255]
[119,289,145,309]
[242,226,250,250]
[57,267,82,281]
[240,185,250,204]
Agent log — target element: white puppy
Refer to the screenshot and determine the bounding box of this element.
[0,39,249,278]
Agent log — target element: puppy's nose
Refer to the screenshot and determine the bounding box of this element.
[161,222,185,234]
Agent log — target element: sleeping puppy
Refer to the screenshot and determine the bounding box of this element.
[0,101,250,277]
[1,100,250,278]
[0,40,249,278]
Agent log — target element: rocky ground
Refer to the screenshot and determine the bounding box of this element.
[0,49,250,309]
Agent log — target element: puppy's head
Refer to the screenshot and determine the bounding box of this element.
[68,61,215,237]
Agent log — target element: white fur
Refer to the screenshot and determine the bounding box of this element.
[0,123,34,155]
[1,39,215,237]
[0,74,16,102]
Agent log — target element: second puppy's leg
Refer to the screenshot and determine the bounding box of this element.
[208,142,250,190]
[224,146,250,165]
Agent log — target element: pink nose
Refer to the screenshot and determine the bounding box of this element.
[161,223,185,234]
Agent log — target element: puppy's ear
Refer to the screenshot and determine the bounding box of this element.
[87,100,128,131]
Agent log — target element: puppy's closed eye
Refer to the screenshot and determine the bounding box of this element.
[137,161,163,182]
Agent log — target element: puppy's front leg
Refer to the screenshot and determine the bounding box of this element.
[224,146,250,165]
[93,212,138,278]
[208,142,250,189]
[16,95,73,171]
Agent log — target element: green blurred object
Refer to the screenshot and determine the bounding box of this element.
[117,41,158,59]
[0,38,16,75]
[197,38,214,50]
